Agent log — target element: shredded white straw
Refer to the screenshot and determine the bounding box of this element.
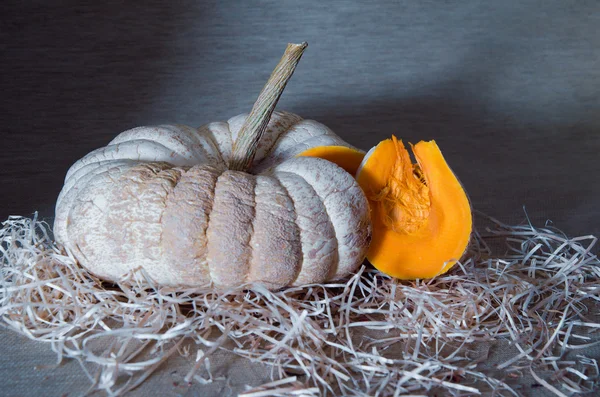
[1,212,599,396]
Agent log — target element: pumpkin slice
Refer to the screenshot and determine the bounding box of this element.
[299,145,365,175]
[356,136,472,279]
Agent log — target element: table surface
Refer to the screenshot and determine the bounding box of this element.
[1,1,599,396]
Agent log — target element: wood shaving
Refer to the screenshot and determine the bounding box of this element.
[1,212,599,396]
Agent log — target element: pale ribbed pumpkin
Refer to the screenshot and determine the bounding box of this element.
[54,43,371,290]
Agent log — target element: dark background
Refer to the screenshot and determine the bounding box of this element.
[1,1,599,395]
[2,1,599,238]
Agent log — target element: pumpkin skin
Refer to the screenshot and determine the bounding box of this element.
[54,111,371,289]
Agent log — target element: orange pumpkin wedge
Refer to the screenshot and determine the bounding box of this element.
[356,136,472,279]
[299,145,366,176]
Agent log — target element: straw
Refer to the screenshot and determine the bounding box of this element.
[1,212,599,396]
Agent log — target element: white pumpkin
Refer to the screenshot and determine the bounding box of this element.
[53,43,371,289]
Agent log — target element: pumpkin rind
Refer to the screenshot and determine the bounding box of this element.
[54,111,371,289]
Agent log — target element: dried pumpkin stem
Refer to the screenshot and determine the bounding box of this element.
[229,42,308,171]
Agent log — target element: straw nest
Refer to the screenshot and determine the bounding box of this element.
[1,212,599,396]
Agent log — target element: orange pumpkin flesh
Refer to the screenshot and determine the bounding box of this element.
[356,136,472,279]
[299,146,366,176]
[299,137,471,280]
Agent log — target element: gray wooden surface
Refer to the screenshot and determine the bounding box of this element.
[1,1,599,396]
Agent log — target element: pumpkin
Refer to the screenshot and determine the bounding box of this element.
[355,136,472,279]
[54,43,372,290]
[299,146,366,176]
